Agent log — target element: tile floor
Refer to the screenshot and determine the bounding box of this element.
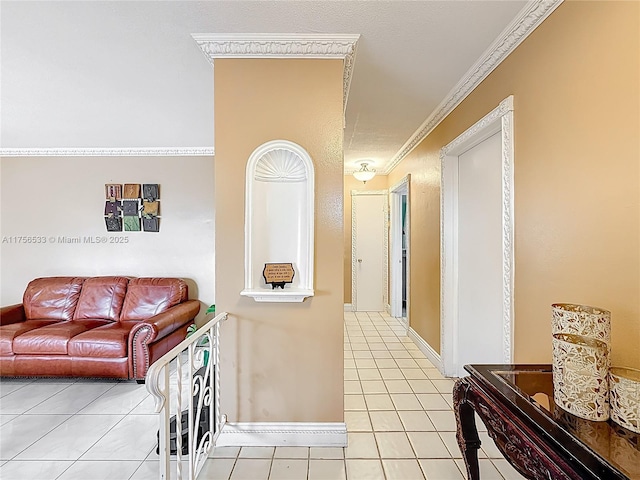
[0,311,526,479]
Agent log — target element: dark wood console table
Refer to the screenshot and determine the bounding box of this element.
[453,365,639,480]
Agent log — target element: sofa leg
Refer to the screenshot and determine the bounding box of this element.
[136,379,145,385]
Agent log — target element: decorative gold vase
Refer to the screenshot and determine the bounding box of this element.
[552,333,610,421]
[609,367,640,433]
[552,303,611,346]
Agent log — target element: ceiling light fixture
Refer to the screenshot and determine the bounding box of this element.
[353,161,376,184]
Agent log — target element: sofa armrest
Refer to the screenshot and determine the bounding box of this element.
[1,304,26,326]
[128,300,201,378]
[129,300,201,344]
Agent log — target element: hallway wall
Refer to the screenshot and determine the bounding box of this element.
[389,1,639,367]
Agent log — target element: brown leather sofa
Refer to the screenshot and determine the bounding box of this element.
[0,276,200,381]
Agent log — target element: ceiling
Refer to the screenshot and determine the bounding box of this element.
[0,1,535,173]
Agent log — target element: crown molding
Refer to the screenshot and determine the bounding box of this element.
[383,0,562,175]
[191,33,360,113]
[0,147,215,157]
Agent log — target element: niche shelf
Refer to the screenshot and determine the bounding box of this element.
[240,140,314,302]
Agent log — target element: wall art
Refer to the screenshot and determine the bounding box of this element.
[104,183,160,233]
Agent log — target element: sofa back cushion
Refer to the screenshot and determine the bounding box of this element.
[73,276,130,321]
[120,278,188,321]
[23,277,86,321]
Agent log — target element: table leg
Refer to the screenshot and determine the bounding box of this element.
[454,378,481,480]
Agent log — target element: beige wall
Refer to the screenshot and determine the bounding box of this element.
[214,59,344,422]
[389,1,639,367]
[343,175,389,304]
[0,156,215,314]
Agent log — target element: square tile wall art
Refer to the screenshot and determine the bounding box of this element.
[104,183,160,232]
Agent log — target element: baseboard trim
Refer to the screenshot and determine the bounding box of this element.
[408,327,443,372]
[344,303,353,312]
[215,422,347,447]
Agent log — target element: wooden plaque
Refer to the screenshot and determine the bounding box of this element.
[263,263,295,289]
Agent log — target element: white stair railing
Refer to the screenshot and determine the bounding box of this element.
[146,312,228,480]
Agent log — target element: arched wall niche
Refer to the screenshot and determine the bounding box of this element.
[240,139,315,302]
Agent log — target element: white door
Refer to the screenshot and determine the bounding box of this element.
[456,131,503,373]
[353,194,386,311]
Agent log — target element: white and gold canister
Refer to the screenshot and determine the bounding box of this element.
[552,303,611,346]
[552,333,610,421]
[609,367,640,433]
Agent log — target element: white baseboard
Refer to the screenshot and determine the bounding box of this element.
[215,422,347,448]
[344,303,353,312]
[385,303,391,315]
[408,327,444,372]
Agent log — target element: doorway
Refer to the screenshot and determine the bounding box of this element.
[390,176,410,326]
[440,96,514,378]
[352,190,388,311]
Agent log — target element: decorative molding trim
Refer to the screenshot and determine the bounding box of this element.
[440,96,513,158]
[501,101,516,366]
[389,175,410,319]
[383,0,562,174]
[440,96,515,377]
[440,142,452,376]
[389,175,409,193]
[383,197,389,309]
[350,190,389,312]
[408,327,443,373]
[0,147,214,157]
[344,303,354,312]
[351,192,358,312]
[216,422,347,447]
[192,33,360,113]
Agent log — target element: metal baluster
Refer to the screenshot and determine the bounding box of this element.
[215,322,221,434]
[188,343,196,480]
[176,350,183,479]
[160,366,170,480]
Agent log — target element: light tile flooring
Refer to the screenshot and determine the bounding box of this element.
[0,312,526,479]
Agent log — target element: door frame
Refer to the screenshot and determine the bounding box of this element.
[389,175,410,325]
[351,189,389,312]
[440,95,514,377]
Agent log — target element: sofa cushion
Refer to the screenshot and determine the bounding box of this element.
[0,320,59,355]
[120,278,188,321]
[23,277,86,321]
[73,276,129,321]
[12,320,110,355]
[68,322,136,358]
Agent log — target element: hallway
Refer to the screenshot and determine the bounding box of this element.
[201,311,525,479]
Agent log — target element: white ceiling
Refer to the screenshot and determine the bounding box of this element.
[0,1,534,173]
